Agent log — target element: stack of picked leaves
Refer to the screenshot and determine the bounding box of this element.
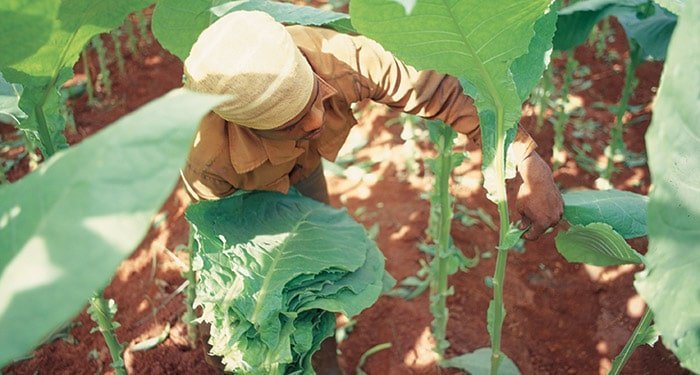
[185,190,393,374]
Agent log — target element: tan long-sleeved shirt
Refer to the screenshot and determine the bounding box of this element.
[181,25,536,200]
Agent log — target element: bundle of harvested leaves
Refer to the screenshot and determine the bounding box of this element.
[185,190,393,374]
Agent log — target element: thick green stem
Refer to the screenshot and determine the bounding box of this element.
[602,43,641,183]
[430,130,454,361]
[489,107,511,375]
[609,308,654,375]
[183,228,198,347]
[89,293,126,375]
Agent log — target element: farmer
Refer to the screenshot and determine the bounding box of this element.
[181,10,563,374]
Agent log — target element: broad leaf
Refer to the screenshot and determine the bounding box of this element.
[0,89,223,367]
[511,4,559,102]
[654,0,684,15]
[152,0,215,61]
[350,0,552,200]
[562,189,648,239]
[212,0,354,33]
[615,3,677,60]
[554,0,676,60]
[152,0,353,61]
[555,223,643,266]
[635,1,700,372]
[553,0,646,51]
[0,72,26,126]
[441,347,520,375]
[187,191,387,373]
[0,0,154,157]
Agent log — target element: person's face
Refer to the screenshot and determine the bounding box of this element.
[252,78,326,141]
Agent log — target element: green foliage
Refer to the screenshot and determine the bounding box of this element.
[186,190,389,373]
[562,189,648,239]
[0,89,223,367]
[554,223,644,266]
[153,0,354,61]
[88,294,126,375]
[653,0,684,14]
[0,73,26,126]
[634,2,700,371]
[0,0,153,157]
[441,347,520,375]
[554,0,676,60]
[609,310,658,375]
[351,0,551,189]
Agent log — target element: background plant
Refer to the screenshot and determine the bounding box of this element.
[555,189,655,375]
[553,0,677,186]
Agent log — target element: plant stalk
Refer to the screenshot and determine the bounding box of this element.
[602,43,641,183]
[183,228,198,347]
[430,129,455,361]
[608,308,654,375]
[552,51,577,169]
[81,48,97,106]
[89,293,126,375]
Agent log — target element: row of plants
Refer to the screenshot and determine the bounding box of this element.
[1,0,697,373]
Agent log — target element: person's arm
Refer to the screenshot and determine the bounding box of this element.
[349,33,563,239]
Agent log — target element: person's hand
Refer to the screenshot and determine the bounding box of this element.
[515,152,563,240]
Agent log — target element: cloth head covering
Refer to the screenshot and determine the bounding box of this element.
[183,11,315,130]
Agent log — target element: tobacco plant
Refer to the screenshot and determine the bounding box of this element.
[351,0,557,372]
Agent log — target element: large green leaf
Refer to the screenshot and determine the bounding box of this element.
[553,0,645,51]
[152,0,353,61]
[511,5,559,102]
[555,223,644,266]
[187,191,386,373]
[635,1,700,372]
[554,0,676,60]
[350,0,552,199]
[212,0,354,33]
[0,72,26,126]
[0,89,223,367]
[151,0,216,61]
[0,0,154,157]
[562,189,648,239]
[441,347,520,375]
[654,0,684,15]
[615,3,677,60]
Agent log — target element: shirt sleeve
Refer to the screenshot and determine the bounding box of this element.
[347,33,537,164]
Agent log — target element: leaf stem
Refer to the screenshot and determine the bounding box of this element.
[608,308,654,375]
